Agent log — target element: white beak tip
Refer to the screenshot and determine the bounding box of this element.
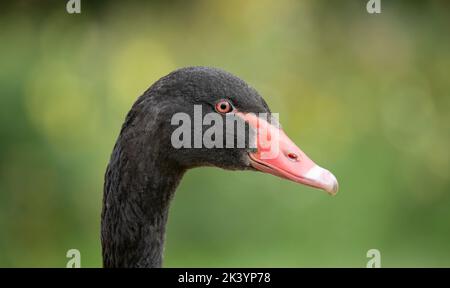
[305,165,339,196]
[326,179,339,195]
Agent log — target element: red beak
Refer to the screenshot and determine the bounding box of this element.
[237,112,339,195]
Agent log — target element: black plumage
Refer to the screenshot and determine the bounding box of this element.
[101,67,271,268]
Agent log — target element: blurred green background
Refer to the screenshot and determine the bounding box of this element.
[0,0,449,267]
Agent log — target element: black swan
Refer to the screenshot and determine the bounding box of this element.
[101,67,338,268]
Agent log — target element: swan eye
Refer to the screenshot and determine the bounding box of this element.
[215,100,233,114]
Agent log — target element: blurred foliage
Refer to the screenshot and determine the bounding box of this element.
[0,0,449,267]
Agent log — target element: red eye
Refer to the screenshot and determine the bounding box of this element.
[215,100,233,114]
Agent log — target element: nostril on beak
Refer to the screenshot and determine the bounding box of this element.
[287,152,298,161]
